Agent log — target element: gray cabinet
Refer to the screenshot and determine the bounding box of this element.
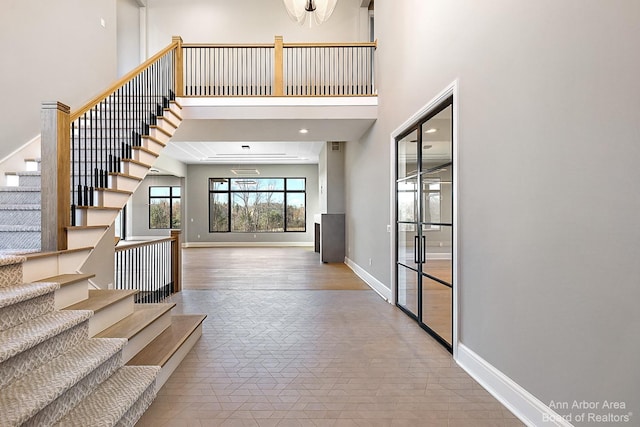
[320,213,345,263]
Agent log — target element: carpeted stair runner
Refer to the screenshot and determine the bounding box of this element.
[0,254,160,426]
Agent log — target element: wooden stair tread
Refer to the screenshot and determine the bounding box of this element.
[131,145,158,155]
[95,303,176,340]
[149,125,171,137]
[23,247,92,260]
[65,289,137,312]
[37,273,95,288]
[65,225,108,231]
[109,171,142,181]
[76,205,121,211]
[127,314,206,367]
[141,135,166,147]
[122,158,152,168]
[95,187,132,195]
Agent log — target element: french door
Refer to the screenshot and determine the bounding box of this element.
[396,97,453,351]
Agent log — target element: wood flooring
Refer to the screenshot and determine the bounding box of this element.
[182,247,370,291]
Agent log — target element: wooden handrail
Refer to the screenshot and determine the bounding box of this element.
[115,236,175,252]
[71,40,179,121]
[284,41,377,48]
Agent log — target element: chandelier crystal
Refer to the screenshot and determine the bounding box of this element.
[283,0,338,27]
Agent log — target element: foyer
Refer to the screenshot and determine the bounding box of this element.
[137,247,523,426]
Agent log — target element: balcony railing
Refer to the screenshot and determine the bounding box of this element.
[181,36,376,97]
[114,231,181,303]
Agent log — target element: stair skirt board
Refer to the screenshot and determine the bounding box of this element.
[0,338,126,426]
[0,322,89,389]
[54,366,159,427]
[54,279,90,310]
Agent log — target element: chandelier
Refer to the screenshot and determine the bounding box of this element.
[283,0,338,27]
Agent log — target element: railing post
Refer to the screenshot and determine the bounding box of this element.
[41,102,70,252]
[274,36,284,96]
[173,36,184,97]
[171,230,182,293]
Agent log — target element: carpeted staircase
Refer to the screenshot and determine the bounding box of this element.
[0,255,159,426]
[0,163,42,252]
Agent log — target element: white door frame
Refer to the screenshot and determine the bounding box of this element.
[389,80,459,357]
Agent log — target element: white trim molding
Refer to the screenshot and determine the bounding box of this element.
[345,257,392,302]
[456,344,573,427]
[183,241,313,248]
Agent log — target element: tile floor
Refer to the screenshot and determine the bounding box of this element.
[136,249,524,426]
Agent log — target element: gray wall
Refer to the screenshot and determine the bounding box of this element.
[346,0,640,418]
[318,142,346,214]
[117,0,142,77]
[146,0,367,52]
[0,0,117,159]
[185,164,319,245]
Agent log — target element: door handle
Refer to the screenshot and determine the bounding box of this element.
[414,236,419,264]
[421,236,426,264]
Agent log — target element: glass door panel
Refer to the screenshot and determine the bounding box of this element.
[421,104,452,170]
[421,168,452,225]
[397,129,419,179]
[397,224,418,270]
[397,177,417,222]
[421,275,452,345]
[397,265,418,317]
[422,225,452,285]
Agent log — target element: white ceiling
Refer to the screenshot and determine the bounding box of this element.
[161,98,377,165]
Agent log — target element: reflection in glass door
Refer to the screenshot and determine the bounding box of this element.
[395,97,453,351]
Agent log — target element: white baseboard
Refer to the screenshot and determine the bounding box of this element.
[345,257,392,302]
[183,241,314,248]
[456,344,572,427]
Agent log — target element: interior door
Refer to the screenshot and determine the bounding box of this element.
[395,99,454,351]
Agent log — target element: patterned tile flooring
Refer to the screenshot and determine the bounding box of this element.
[136,249,523,426]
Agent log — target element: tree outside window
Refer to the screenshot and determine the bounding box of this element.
[209,178,306,233]
[149,186,181,229]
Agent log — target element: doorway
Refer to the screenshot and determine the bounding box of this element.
[395,96,454,352]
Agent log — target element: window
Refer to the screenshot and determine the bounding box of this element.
[209,178,306,233]
[149,186,181,229]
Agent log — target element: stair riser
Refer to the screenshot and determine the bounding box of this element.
[12,175,41,187]
[22,249,92,282]
[164,108,182,125]
[141,137,165,155]
[0,231,40,251]
[66,227,107,251]
[55,279,90,310]
[0,322,88,389]
[122,162,149,179]
[75,209,120,227]
[0,293,54,332]
[121,311,172,363]
[97,190,131,208]
[24,351,123,427]
[109,175,141,192]
[0,191,41,204]
[133,149,158,166]
[89,297,135,337]
[0,209,40,226]
[0,257,24,288]
[149,128,171,145]
[157,117,178,134]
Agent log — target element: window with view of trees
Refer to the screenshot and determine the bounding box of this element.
[209,178,306,233]
[149,186,181,229]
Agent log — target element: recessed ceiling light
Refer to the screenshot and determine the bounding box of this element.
[299,128,309,134]
[425,128,437,134]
